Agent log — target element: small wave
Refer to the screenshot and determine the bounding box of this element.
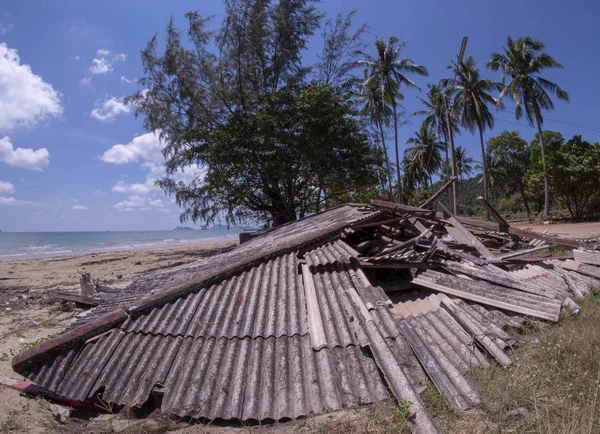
[18,244,59,251]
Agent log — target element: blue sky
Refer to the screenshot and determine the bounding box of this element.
[0,0,598,232]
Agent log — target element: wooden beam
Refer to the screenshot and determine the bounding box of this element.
[445,216,494,259]
[359,261,441,269]
[352,217,405,229]
[420,176,457,209]
[371,200,588,249]
[301,264,327,350]
[51,292,101,307]
[477,196,510,230]
[573,249,600,266]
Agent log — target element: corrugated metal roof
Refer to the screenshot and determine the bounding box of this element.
[71,204,379,329]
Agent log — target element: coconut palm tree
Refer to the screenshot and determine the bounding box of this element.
[356,37,428,195]
[455,146,475,182]
[442,56,503,208]
[355,70,394,199]
[487,36,569,220]
[405,124,444,188]
[414,83,461,205]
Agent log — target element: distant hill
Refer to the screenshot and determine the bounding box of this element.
[174,226,195,231]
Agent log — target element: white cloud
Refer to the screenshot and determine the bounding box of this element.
[80,76,93,89]
[112,179,158,195]
[91,96,131,122]
[100,131,164,164]
[0,136,49,171]
[0,196,37,206]
[0,181,15,194]
[69,55,81,61]
[71,205,88,211]
[0,43,62,131]
[89,49,126,75]
[120,76,135,84]
[90,57,111,74]
[0,23,13,35]
[114,195,167,212]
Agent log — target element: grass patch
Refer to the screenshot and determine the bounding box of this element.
[443,295,600,433]
[549,245,573,257]
[305,401,411,433]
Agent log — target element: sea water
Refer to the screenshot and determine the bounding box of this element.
[0,228,242,261]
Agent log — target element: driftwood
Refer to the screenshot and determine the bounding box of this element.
[79,272,122,296]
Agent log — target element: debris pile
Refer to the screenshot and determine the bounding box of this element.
[10,197,600,433]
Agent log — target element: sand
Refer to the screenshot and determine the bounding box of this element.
[0,240,236,433]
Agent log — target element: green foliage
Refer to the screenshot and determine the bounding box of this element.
[433,174,484,217]
[496,192,525,215]
[395,400,414,421]
[550,135,600,218]
[161,83,381,225]
[129,3,383,226]
[487,130,531,211]
[355,37,428,193]
[405,124,444,188]
[523,131,600,218]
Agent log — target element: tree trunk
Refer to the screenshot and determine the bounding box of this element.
[444,140,451,207]
[392,100,401,201]
[379,122,394,200]
[536,123,551,221]
[518,185,531,215]
[446,115,459,214]
[478,126,490,220]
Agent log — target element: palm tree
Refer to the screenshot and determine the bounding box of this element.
[442,56,502,209]
[405,124,444,188]
[481,152,508,202]
[356,37,428,196]
[355,70,394,199]
[488,36,569,220]
[414,83,460,206]
[455,146,475,182]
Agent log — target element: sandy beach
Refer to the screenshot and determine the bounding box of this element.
[0,240,236,433]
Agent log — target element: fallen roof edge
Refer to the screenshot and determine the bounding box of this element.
[12,204,382,370]
[12,309,127,370]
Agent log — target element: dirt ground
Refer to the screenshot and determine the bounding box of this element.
[0,221,596,433]
[0,241,236,433]
[513,221,600,240]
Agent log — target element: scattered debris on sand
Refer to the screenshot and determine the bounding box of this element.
[8,195,600,433]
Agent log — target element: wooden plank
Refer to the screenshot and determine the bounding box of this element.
[52,292,101,307]
[359,261,441,269]
[476,196,510,229]
[301,264,327,350]
[562,260,600,280]
[412,276,560,322]
[492,245,550,261]
[573,249,600,266]
[353,217,405,229]
[446,216,494,259]
[419,176,457,209]
[370,200,587,248]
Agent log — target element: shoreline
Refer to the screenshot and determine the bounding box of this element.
[0,239,237,432]
[0,232,242,262]
[0,239,238,293]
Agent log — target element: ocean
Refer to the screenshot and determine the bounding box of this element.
[0,228,243,261]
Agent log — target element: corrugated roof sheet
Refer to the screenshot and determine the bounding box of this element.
[71,204,379,329]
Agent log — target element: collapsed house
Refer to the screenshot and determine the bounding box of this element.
[11,199,600,433]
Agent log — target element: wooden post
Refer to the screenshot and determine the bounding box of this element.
[477,196,510,230]
[420,176,457,209]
